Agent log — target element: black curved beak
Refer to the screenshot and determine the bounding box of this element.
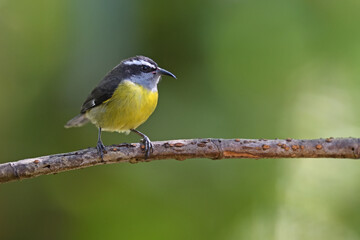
[157,67,177,79]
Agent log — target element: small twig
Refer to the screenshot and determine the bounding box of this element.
[0,137,359,184]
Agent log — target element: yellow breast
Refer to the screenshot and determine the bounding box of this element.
[86,80,158,132]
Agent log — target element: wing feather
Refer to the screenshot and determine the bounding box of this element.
[80,73,123,113]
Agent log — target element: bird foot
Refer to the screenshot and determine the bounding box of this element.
[141,136,153,159]
[97,140,107,160]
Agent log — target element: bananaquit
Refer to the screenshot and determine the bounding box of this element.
[65,56,176,158]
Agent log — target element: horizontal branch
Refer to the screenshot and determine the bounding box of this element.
[1,137,360,184]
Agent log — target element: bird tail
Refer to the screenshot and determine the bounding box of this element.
[64,114,89,128]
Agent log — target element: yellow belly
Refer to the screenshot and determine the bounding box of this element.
[86,80,158,133]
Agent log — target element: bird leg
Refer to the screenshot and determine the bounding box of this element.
[130,129,153,159]
[96,127,106,160]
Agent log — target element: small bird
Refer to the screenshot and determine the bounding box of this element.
[65,56,176,159]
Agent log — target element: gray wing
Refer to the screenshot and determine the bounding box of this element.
[80,74,123,114]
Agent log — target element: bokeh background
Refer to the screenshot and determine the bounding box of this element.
[1,0,360,239]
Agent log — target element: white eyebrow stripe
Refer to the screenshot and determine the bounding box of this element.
[123,59,156,69]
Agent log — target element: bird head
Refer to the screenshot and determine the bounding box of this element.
[120,56,176,91]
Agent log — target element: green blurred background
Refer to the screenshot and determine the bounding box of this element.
[1,0,360,239]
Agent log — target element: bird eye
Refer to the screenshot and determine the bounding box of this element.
[142,65,150,71]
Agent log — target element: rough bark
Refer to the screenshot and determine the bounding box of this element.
[1,137,359,184]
